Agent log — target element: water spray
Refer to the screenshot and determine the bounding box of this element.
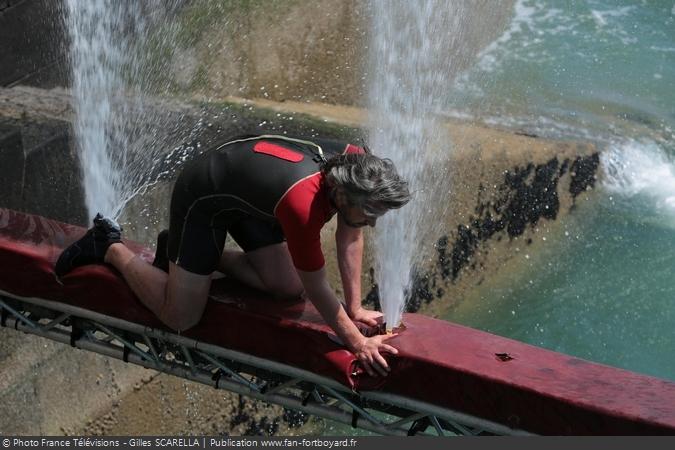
[368,1,462,327]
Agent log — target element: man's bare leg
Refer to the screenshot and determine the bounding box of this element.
[105,243,211,331]
[219,243,303,299]
[219,250,268,292]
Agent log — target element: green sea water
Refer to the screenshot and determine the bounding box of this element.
[443,0,675,382]
[446,193,675,382]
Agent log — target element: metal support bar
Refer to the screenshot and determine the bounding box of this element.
[39,312,70,331]
[0,299,37,329]
[94,322,156,367]
[389,412,426,429]
[320,385,383,427]
[194,350,261,392]
[180,344,197,375]
[264,379,300,396]
[430,416,445,436]
[0,290,530,436]
[142,335,161,365]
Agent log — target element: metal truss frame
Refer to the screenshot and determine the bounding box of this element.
[0,290,530,436]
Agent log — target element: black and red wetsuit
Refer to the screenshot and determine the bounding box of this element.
[168,135,365,275]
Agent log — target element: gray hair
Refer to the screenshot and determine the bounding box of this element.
[322,153,411,217]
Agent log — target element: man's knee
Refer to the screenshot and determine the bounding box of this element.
[266,280,304,300]
[161,310,201,332]
[163,263,211,331]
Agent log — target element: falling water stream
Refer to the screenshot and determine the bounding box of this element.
[65,0,185,222]
[65,0,136,218]
[368,0,512,329]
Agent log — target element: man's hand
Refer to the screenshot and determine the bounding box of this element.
[348,306,382,327]
[297,268,399,378]
[354,334,399,377]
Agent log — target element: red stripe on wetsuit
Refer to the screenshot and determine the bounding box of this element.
[275,144,365,272]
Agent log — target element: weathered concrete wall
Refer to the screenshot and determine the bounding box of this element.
[0,0,68,88]
[380,124,599,317]
[0,0,512,107]
[0,86,364,229]
[151,0,513,107]
[0,331,154,435]
[0,115,85,224]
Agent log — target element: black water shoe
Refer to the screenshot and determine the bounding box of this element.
[54,213,123,278]
[151,229,170,273]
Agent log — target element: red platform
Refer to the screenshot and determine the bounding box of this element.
[1,208,675,435]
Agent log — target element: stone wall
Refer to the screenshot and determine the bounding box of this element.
[148,0,513,106]
[0,116,85,224]
[0,0,68,88]
[0,0,512,107]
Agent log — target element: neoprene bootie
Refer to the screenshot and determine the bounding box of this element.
[54,213,122,278]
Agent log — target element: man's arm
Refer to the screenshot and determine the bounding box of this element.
[335,215,382,326]
[297,267,398,377]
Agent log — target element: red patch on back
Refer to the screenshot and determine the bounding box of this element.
[253,141,304,162]
[345,144,365,154]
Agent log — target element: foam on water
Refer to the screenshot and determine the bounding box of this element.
[602,140,675,218]
[452,0,675,137]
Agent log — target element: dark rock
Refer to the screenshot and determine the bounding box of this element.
[569,153,600,198]
[500,158,560,238]
[363,267,382,311]
[405,270,435,313]
[282,408,309,428]
[436,235,451,280]
[363,284,381,311]
[244,416,279,436]
[451,224,479,280]
[430,154,597,285]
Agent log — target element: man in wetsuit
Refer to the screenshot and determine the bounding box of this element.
[55,134,411,377]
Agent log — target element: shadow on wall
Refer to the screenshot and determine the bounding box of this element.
[0,119,86,225]
[0,0,69,88]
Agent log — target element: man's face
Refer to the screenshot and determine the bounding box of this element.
[333,187,379,228]
[339,204,378,228]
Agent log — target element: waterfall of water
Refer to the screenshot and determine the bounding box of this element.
[65,1,184,222]
[65,0,141,219]
[368,0,486,329]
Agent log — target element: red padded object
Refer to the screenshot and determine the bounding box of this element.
[253,141,304,162]
[1,208,675,435]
